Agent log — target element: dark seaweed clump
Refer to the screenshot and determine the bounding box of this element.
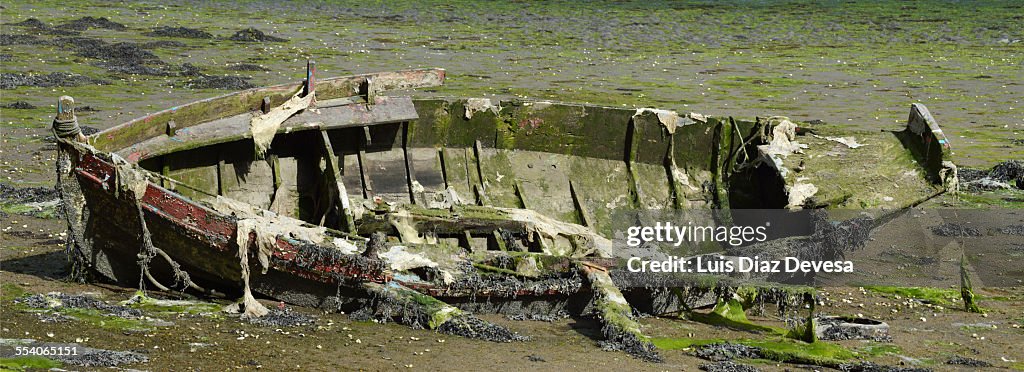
[0,183,63,219]
[12,340,147,367]
[695,343,762,361]
[946,356,992,367]
[11,18,49,29]
[186,75,256,90]
[598,327,662,362]
[0,33,46,46]
[9,18,77,36]
[998,225,1024,236]
[0,72,111,89]
[433,261,583,298]
[506,310,569,322]
[930,223,982,237]
[15,292,142,318]
[1,101,36,109]
[0,183,58,204]
[699,361,761,372]
[243,307,317,327]
[57,16,127,31]
[138,40,186,49]
[436,315,528,342]
[227,63,270,71]
[228,28,287,42]
[144,26,213,39]
[960,160,1024,191]
[34,36,194,76]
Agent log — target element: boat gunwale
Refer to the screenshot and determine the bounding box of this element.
[89,68,447,152]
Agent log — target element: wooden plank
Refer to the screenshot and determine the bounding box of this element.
[625,118,643,208]
[216,156,225,196]
[365,149,409,204]
[320,131,356,233]
[96,68,445,152]
[513,181,528,209]
[438,148,449,189]
[268,155,286,214]
[401,122,419,204]
[440,148,473,203]
[569,181,593,228]
[357,128,375,199]
[664,136,685,210]
[120,96,420,162]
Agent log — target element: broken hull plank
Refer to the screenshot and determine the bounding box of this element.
[71,151,391,287]
[93,68,445,152]
[119,95,419,162]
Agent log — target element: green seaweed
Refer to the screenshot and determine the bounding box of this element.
[686,298,784,335]
[0,356,63,371]
[57,308,157,331]
[863,286,959,306]
[856,343,902,357]
[652,336,855,367]
[1,283,29,302]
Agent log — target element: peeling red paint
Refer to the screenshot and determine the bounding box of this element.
[71,150,389,285]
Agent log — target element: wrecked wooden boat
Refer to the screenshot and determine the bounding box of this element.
[52,63,954,361]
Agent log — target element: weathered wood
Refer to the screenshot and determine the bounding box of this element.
[664,134,684,210]
[216,155,226,196]
[438,148,450,189]
[569,180,593,228]
[461,230,474,252]
[160,158,170,189]
[625,118,643,208]
[119,96,419,162]
[402,122,420,204]
[473,140,486,188]
[95,68,445,152]
[357,128,375,199]
[319,131,356,233]
[356,205,609,257]
[513,181,528,209]
[268,155,286,215]
[712,118,734,209]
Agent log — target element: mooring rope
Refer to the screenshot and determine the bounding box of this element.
[52,117,81,138]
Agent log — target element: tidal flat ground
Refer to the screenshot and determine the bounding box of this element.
[1,0,1022,370]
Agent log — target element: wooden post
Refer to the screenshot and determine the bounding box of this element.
[53,96,86,142]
